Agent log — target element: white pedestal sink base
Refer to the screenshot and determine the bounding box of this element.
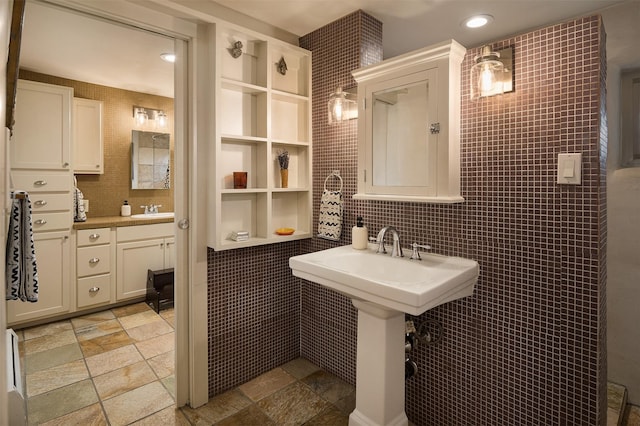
[349,299,409,426]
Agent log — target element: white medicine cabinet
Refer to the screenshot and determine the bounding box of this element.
[209,25,312,250]
[352,39,466,203]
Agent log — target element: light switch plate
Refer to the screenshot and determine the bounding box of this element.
[557,153,581,185]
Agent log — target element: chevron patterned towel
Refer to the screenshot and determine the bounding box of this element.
[5,191,39,302]
[318,173,343,241]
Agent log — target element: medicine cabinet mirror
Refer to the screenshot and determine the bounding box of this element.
[352,39,466,203]
[131,130,171,189]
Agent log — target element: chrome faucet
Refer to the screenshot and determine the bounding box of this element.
[376,226,403,257]
[140,203,162,214]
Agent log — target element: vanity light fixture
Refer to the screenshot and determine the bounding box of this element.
[328,87,357,125]
[470,45,514,100]
[133,106,168,130]
[160,53,176,63]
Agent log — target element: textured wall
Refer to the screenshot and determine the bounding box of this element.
[18,70,174,217]
[299,12,607,426]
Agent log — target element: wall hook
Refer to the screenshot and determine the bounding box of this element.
[229,41,243,59]
[276,56,288,75]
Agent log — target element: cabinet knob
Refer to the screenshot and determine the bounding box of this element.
[63,162,69,168]
[96,165,100,168]
[89,233,100,240]
[89,257,100,264]
[34,180,47,186]
[34,219,47,225]
[89,286,100,293]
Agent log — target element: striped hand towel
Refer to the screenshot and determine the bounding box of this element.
[5,191,39,302]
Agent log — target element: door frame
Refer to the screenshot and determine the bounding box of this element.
[31,0,208,408]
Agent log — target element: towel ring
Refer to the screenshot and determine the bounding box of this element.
[324,172,343,192]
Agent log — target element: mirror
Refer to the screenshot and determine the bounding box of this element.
[372,81,431,187]
[131,130,171,189]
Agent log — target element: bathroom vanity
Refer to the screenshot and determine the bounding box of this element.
[7,217,174,327]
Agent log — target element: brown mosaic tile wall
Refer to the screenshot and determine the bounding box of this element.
[207,242,301,396]
[18,70,174,217]
[298,13,607,426]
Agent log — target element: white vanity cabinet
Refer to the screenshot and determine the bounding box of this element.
[116,223,174,301]
[209,26,312,250]
[7,232,71,325]
[76,228,113,309]
[73,97,104,174]
[352,39,466,203]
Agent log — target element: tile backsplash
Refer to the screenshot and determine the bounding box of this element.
[206,10,607,425]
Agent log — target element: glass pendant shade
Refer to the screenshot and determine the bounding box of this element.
[470,46,505,100]
[134,108,148,127]
[328,87,357,124]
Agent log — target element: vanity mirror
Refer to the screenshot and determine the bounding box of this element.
[131,130,171,189]
[353,39,466,203]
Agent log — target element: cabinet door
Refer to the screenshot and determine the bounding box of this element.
[73,98,103,174]
[7,232,70,325]
[116,239,165,300]
[164,237,175,269]
[12,80,72,170]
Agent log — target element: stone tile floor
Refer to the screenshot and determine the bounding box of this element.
[18,302,354,425]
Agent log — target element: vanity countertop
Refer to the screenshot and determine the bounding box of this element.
[73,215,174,230]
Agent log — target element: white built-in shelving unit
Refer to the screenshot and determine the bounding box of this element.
[210,26,312,250]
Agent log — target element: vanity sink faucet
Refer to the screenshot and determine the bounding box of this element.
[376,226,403,257]
[141,203,162,214]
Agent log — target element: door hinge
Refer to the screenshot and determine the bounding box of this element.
[364,169,367,182]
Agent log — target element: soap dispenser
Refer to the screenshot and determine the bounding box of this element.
[352,216,368,249]
[121,200,131,217]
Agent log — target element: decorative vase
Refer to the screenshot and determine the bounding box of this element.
[280,169,288,188]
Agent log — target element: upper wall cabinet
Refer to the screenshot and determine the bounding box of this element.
[12,80,72,170]
[209,26,312,250]
[352,39,466,203]
[73,98,104,174]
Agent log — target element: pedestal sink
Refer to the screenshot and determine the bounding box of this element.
[289,244,479,426]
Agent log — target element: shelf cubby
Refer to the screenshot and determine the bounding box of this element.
[271,192,311,236]
[220,83,267,138]
[271,93,309,143]
[221,192,268,242]
[272,143,309,189]
[220,137,267,190]
[271,45,310,96]
[220,31,267,87]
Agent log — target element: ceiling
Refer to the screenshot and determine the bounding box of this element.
[18,0,627,98]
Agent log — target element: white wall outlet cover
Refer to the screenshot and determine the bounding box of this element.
[83,199,89,212]
[557,153,582,185]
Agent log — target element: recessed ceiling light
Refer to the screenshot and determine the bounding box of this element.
[160,53,176,63]
[463,15,494,29]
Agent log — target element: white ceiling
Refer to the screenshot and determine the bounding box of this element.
[18,0,628,98]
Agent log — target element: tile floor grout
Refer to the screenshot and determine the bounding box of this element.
[18,302,356,425]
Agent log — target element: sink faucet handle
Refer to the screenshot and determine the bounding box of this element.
[409,242,432,261]
[372,236,386,254]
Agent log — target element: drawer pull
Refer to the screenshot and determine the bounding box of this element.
[34,200,48,207]
[89,286,100,293]
[89,233,100,240]
[34,180,47,186]
[89,257,100,264]
[34,219,47,225]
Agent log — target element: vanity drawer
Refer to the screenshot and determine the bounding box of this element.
[77,228,111,247]
[30,193,72,212]
[77,245,111,277]
[11,171,71,193]
[77,274,111,308]
[32,212,72,232]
